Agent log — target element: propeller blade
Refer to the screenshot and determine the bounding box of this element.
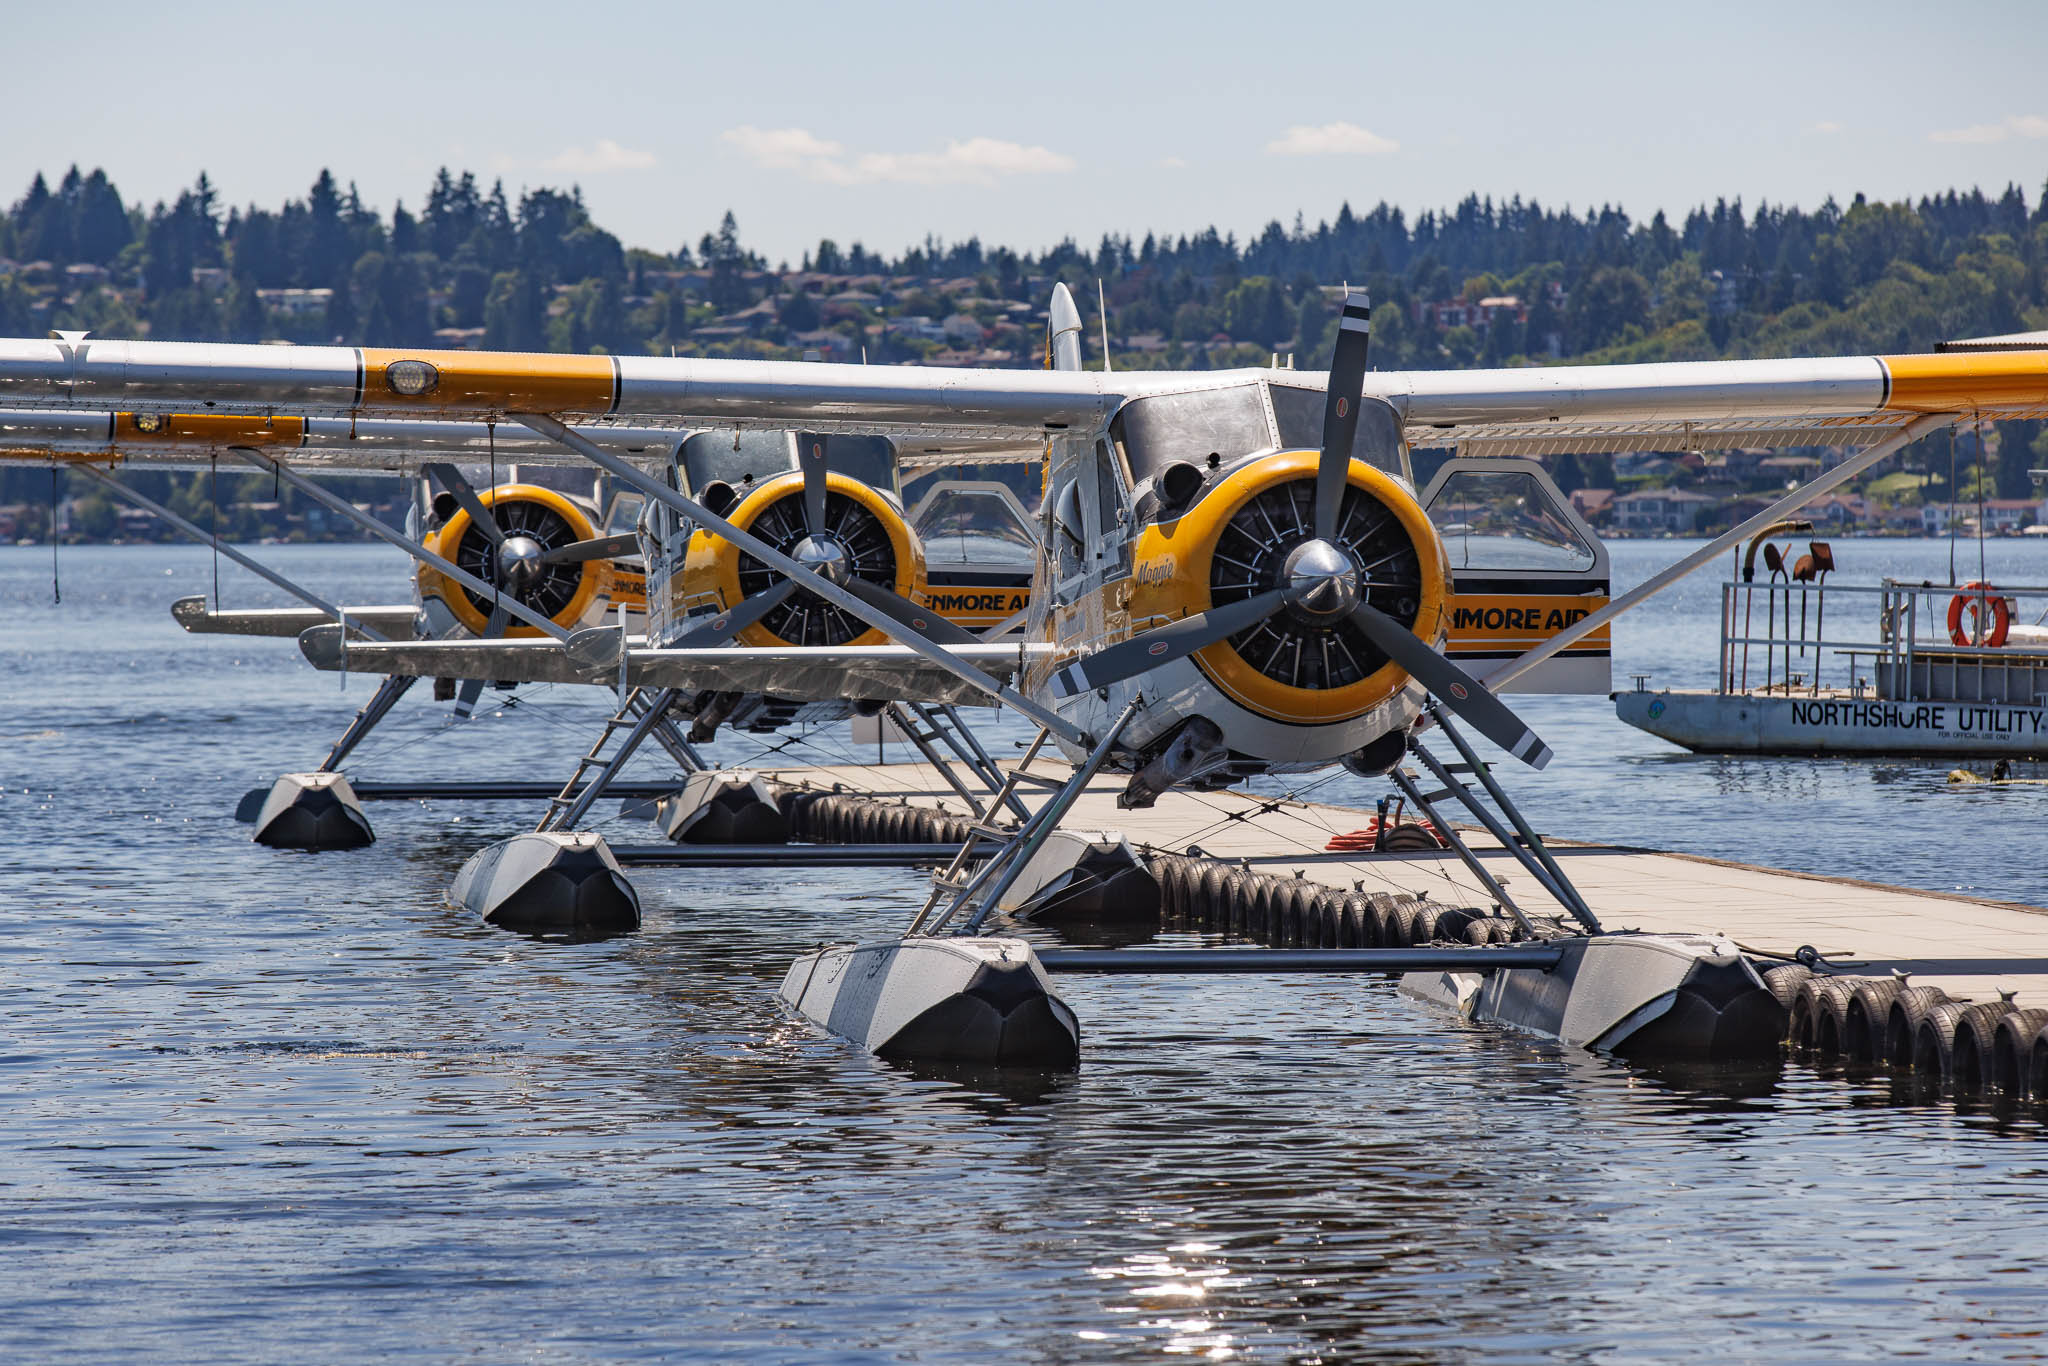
[1313,289,1373,543]
[1053,587,1292,697]
[1346,601,1552,769]
[798,435,829,535]
[540,533,640,565]
[843,577,983,648]
[452,600,513,719]
[424,463,505,548]
[674,579,799,646]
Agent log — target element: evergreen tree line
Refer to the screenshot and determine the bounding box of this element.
[6,165,2048,526]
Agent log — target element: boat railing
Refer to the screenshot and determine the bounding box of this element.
[1715,578,2048,702]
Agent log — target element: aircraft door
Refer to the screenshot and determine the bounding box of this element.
[1044,445,1092,644]
[1420,457,1611,694]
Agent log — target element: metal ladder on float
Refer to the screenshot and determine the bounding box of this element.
[880,701,1033,824]
[1386,703,1603,938]
[535,687,704,833]
[907,697,1140,938]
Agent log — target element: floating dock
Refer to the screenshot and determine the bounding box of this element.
[755,759,2048,1014]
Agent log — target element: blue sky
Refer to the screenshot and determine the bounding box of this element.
[12,0,2048,264]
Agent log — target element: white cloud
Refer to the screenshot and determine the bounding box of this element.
[1809,120,1842,135]
[540,139,658,173]
[1265,121,1399,158]
[1929,114,2048,145]
[723,126,1075,185]
[721,126,845,172]
[1160,155,1188,169]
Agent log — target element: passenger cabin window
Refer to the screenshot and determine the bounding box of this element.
[1425,468,1598,573]
[911,483,1038,573]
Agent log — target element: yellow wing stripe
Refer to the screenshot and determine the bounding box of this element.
[1881,352,2048,413]
[359,348,617,415]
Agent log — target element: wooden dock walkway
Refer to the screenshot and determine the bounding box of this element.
[758,758,2048,1010]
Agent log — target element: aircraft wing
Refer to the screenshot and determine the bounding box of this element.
[0,408,686,474]
[0,339,1125,441]
[170,595,420,639]
[1383,352,2048,454]
[296,624,1052,704]
[4,336,2046,459]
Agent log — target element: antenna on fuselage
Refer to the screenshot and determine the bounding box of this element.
[1097,278,1112,373]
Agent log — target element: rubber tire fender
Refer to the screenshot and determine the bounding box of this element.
[1222,870,1260,939]
[1844,977,1905,1063]
[1759,964,1813,1019]
[1198,863,1235,933]
[1949,1002,2016,1095]
[1337,893,1375,948]
[1886,985,1953,1068]
[1913,999,1975,1085]
[1791,976,1854,1055]
[1989,1008,2048,1098]
[2029,1021,2048,1102]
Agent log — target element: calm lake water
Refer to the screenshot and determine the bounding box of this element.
[4,538,2048,1363]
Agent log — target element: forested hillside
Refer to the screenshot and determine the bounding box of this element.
[4,165,2046,538]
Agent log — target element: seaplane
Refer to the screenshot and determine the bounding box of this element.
[5,288,2042,1070]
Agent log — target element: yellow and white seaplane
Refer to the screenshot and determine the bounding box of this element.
[5,293,2042,1068]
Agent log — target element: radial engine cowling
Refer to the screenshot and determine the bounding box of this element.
[1124,450,1450,725]
[683,470,925,647]
[422,483,617,636]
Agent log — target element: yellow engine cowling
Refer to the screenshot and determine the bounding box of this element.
[681,470,924,648]
[1124,450,1451,725]
[419,483,641,637]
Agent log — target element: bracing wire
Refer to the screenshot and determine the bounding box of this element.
[48,463,60,605]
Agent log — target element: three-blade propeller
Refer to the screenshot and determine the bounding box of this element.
[1052,289,1553,769]
[421,463,639,717]
[680,442,980,649]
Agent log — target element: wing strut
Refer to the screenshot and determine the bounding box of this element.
[234,448,570,641]
[76,464,391,643]
[1487,412,1953,691]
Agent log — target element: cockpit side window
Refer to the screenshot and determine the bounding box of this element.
[1044,456,1088,585]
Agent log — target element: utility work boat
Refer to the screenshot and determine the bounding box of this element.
[1618,528,2048,759]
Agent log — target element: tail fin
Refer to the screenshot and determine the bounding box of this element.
[1045,283,1083,371]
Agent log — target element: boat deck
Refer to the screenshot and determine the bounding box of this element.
[760,759,2048,1009]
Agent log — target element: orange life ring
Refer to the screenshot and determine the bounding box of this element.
[1948,582,2010,647]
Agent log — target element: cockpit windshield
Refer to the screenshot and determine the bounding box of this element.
[1110,383,1272,487]
[679,430,792,497]
[677,430,900,501]
[1268,382,1406,479]
[1110,379,1409,490]
[911,482,1038,572]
